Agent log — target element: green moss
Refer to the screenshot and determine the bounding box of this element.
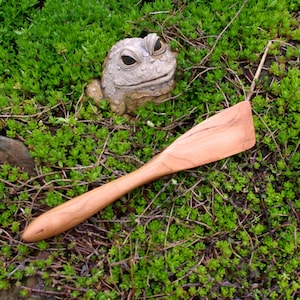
[0,0,299,299]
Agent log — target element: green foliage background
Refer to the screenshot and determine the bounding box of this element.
[0,0,299,299]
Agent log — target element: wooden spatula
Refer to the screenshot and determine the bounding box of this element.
[22,101,255,242]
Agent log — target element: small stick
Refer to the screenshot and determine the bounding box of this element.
[201,0,249,66]
[245,40,273,101]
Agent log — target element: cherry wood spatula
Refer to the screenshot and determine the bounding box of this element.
[22,101,255,242]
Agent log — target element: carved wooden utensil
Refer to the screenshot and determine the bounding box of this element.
[22,101,255,242]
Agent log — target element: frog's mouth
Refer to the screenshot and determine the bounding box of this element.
[116,69,176,89]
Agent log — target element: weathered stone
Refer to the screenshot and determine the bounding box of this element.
[86,33,177,116]
[0,136,36,176]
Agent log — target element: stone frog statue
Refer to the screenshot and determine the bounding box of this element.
[86,33,177,116]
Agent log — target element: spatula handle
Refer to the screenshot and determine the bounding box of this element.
[22,156,168,242]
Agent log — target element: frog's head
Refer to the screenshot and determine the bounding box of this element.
[101,33,177,115]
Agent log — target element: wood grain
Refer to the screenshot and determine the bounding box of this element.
[22,101,255,242]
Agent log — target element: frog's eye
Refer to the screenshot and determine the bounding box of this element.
[154,39,162,52]
[119,49,140,69]
[152,38,165,55]
[144,34,166,56]
[121,55,137,66]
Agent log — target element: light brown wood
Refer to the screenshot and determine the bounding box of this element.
[22,101,255,242]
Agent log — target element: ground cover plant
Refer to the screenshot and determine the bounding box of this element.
[0,0,299,299]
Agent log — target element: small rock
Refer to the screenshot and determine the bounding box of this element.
[0,136,36,176]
